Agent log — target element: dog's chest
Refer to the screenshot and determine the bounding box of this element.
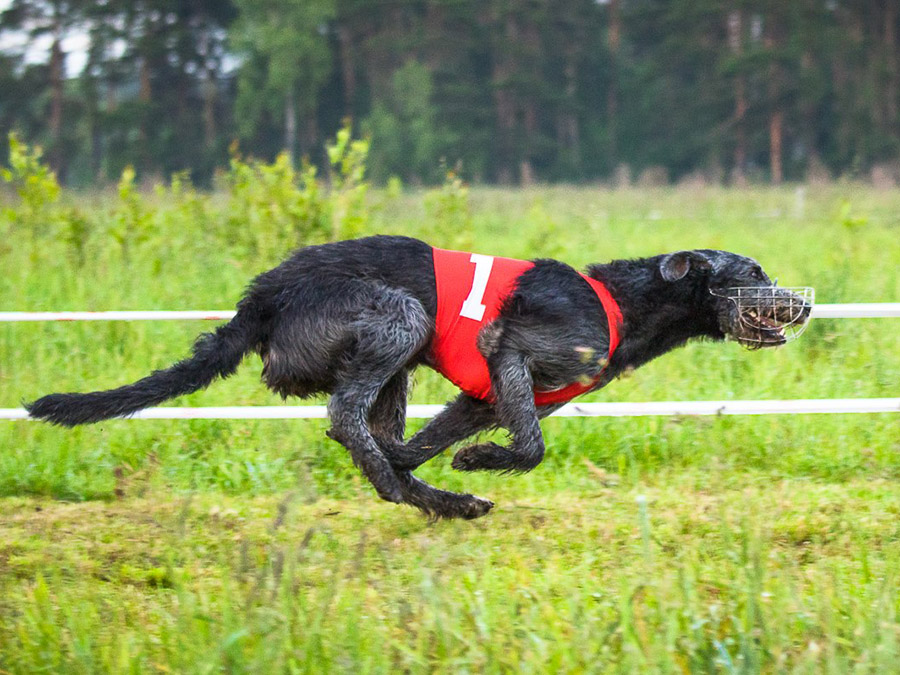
[529,338,616,395]
[428,247,622,405]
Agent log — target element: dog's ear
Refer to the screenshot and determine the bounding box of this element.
[659,251,713,282]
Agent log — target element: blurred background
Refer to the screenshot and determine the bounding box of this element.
[3,4,900,670]
[1,0,899,188]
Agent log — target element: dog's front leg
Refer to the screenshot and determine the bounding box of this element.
[451,350,545,473]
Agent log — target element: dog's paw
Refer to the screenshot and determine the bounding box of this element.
[426,493,494,520]
[459,495,495,520]
[451,442,508,472]
[376,484,405,504]
[368,464,406,504]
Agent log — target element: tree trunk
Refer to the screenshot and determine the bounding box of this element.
[284,86,297,166]
[82,44,103,181]
[139,57,152,102]
[728,10,747,185]
[799,50,826,180]
[203,72,216,150]
[765,21,783,184]
[884,0,898,135]
[735,77,748,183]
[521,99,537,185]
[607,0,621,164]
[104,72,117,180]
[558,46,581,171]
[195,29,216,151]
[493,83,515,184]
[491,13,517,184]
[336,24,357,118]
[769,109,783,184]
[306,115,319,162]
[48,25,64,175]
[106,78,117,111]
[423,2,446,71]
[520,19,541,184]
[298,110,318,163]
[139,55,152,173]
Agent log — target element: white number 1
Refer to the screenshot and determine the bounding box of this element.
[459,253,494,321]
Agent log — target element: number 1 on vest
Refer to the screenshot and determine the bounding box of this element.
[459,254,494,321]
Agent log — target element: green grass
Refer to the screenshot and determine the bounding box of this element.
[1,183,899,672]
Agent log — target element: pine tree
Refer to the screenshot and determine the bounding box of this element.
[231,0,335,164]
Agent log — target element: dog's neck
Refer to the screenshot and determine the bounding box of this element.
[587,257,723,371]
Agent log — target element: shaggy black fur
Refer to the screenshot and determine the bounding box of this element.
[26,236,810,519]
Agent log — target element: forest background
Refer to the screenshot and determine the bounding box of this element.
[2,0,900,188]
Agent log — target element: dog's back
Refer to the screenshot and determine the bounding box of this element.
[246,236,437,397]
[27,236,438,421]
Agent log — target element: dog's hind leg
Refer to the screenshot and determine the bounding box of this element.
[326,289,430,504]
[368,370,410,448]
[385,394,498,471]
[396,472,494,520]
[368,380,494,519]
[451,350,546,473]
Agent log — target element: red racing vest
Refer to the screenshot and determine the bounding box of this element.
[430,247,622,405]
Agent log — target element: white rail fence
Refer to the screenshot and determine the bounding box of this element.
[1,303,898,322]
[1,303,898,420]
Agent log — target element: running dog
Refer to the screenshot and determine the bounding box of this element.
[26,236,813,519]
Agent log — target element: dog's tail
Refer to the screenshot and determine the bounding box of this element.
[25,306,264,427]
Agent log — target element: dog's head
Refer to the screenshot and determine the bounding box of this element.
[659,250,814,348]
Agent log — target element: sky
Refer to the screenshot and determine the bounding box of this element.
[0,1,238,78]
[0,0,91,77]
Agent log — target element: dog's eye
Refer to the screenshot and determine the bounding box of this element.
[750,268,765,281]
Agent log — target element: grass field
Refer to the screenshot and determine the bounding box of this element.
[1,177,899,672]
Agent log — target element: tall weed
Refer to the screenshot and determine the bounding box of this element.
[424,166,472,248]
[326,121,371,239]
[1,126,372,272]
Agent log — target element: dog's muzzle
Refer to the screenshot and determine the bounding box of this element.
[710,285,814,347]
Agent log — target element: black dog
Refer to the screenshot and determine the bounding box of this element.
[26,236,812,519]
